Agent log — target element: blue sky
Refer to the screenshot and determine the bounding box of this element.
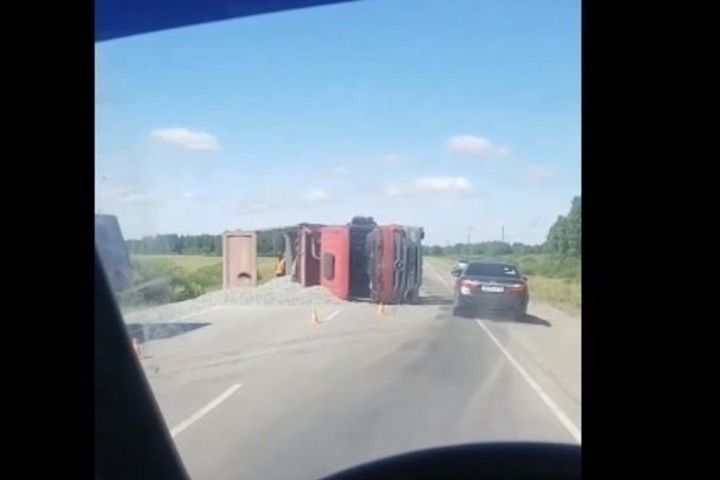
[95,0,580,245]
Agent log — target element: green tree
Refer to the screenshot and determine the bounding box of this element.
[543,196,581,259]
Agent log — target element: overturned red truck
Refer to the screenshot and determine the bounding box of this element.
[222,217,425,305]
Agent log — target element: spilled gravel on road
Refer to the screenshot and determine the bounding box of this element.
[123,277,345,323]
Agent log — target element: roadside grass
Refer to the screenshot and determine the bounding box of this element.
[134,254,221,271]
[257,257,277,284]
[121,255,277,307]
[523,276,581,315]
[428,255,581,315]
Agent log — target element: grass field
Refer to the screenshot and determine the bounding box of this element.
[428,256,581,315]
[125,255,277,306]
[134,254,222,271]
[133,255,277,283]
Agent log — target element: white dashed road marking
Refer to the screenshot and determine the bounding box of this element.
[324,309,342,321]
[170,384,243,438]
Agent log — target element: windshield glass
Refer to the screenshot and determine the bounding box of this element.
[465,263,521,277]
[95,1,581,478]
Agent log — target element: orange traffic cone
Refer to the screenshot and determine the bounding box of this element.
[131,337,141,358]
[311,309,321,325]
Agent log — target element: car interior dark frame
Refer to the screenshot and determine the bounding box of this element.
[94,1,581,479]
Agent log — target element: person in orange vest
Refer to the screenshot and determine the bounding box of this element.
[275,251,287,277]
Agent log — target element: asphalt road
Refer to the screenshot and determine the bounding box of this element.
[135,260,581,480]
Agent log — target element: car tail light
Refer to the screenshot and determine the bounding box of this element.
[506,283,526,292]
[458,278,480,295]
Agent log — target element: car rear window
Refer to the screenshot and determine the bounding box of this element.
[464,263,520,277]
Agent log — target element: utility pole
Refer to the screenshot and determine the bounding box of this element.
[501,225,505,243]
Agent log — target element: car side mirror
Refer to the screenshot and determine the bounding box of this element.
[522,276,528,282]
[451,269,460,277]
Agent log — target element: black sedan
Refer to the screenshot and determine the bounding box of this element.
[451,262,529,320]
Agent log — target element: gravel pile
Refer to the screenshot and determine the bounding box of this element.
[197,276,345,306]
[123,277,344,323]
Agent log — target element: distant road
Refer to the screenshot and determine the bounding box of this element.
[135,259,581,480]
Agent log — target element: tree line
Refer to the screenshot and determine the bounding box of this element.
[545,195,581,258]
[126,232,284,256]
[425,196,581,259]
[126,196,580,260]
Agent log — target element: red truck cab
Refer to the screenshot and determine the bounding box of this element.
[320,218,424,304]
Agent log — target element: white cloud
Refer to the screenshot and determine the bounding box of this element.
[386,176,478,198]
[382,154,405,165]
[386,185,405,197]
[301,188,329,204]
[180,190,213,202]
[234,189,329,217]
[525,165,553,183]
[447,135,509,158]
[413,176,473,192]
[320,165,350,180]
[246,202,278,214]
[232,198,281,216]
[118,191,151,203]
[150,127,220,151]
[98,185,152,204]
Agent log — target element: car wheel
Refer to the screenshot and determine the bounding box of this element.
[513,310,527,322]
[452,305,465,317]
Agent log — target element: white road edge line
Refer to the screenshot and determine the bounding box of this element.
[324,309,342,322]
[474,319,581,444]
[425,259,582,445]
[170,383,242,438]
